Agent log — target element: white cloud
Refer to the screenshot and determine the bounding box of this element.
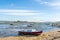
[35,0,48,4]
[0,9,40,16]
[0,9,60,22]
[22,13,60,22]
[0,9,39,13]
[49,3,60,6]
[3,13,38,16]
[35,0,60,9]
[26,17,46,22]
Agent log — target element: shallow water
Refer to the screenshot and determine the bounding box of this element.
[41,24,60,32]
[0,24,60,37]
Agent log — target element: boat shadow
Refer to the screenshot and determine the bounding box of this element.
[18,34,40,37]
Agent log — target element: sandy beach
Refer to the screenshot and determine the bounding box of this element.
[0,30,60,40]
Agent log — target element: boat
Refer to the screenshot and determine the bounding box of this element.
[18,24,43,36]
[18,29,43,35]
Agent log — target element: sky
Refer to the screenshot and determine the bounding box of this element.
[0,0,60,22]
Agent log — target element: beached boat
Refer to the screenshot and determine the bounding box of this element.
[18,24,43,35]
[18,29,43,35]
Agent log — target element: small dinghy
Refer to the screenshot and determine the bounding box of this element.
[17,24,43,36]
[18,29,43,36]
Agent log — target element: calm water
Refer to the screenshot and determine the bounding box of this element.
[0,24,60,37]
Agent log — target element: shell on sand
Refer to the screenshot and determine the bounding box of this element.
[0,30,60,40]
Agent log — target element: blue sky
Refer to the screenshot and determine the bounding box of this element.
[0,0,60,22]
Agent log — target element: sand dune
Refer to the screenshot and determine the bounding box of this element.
[0,30,60,40]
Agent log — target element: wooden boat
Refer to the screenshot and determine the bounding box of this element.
[18,29,43,35]
[17,24,43,36]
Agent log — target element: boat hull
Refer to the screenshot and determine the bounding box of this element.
[18,31,42,35]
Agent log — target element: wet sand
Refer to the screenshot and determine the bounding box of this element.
[0,30,60,40]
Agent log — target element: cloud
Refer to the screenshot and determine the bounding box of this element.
[35,0,48,4]
[26,17,46,22]
[0,9,40,13]
[2,13,38,16]
[35,0,60,9]
[0,9,40,16]
[48,3,60,6]
[0,9,60,22]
